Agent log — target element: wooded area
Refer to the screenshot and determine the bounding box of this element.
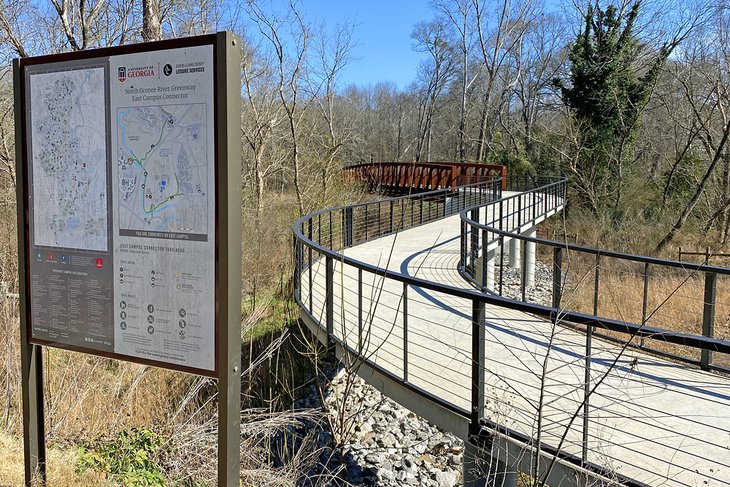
[0,0,728,484]
[0,0,726,252]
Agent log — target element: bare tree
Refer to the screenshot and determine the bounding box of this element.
[309,22,356,201]
[412,19,458,162]
[142,0,161,41]
[246,0,313,215]
[472,0,531,163]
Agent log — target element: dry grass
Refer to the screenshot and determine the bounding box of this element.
[0,432,114,486]
[556,251,730,368]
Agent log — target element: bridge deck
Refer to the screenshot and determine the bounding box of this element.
[300,198,730,486]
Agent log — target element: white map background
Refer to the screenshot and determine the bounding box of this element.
[116,104,208,236]
[30,67,108,251]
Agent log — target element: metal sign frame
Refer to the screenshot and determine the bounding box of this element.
[14,32,241,486]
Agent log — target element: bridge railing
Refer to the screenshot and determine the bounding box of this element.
[293,176,730,486]
[343,161,507,193]
[460,183,730,373]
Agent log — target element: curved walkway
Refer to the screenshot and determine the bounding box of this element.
[294,184,730,486]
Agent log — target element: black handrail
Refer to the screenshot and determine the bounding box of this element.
[459,182,730,373]
[292,176,730,486]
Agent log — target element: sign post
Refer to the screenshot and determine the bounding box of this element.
[14,32,241,486]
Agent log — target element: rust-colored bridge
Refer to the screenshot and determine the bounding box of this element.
[344,161,507,193]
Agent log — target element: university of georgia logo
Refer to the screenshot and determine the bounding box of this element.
[118,66,126,83]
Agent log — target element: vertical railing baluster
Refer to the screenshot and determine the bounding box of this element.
[341,208,345,249]
[582,320,592,466]
[358,268,363,354]
[552,247,563,309]
[521,242,528,302]
[389,200,394,234]
[461,220,467,271]
[411,197,415,228]
[701,272,717,370]
[593,253,600,316]
[470,299,486,439]
[325,256,334,348]
[308,219,313,313]
[378,202,382,236]
[481,228,488,292]
[293,237,300,302]
[365,205,369,241]
[499,236,505,296]
[641,262,650,347]
[470,208,480,275]
[403,282,409,382]
[420,195,424,225]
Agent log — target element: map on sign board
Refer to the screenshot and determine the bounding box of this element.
[30,67,108,251]
[116,104,208,237]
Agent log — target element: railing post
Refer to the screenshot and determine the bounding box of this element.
[325,256,334,348]
[470,208,480,273]
[344,207,353,247]
[552,247,563,309]
[378,202,382,235]
[499,200,504,230]
[403,282,409,382]
[640,262,650,347]
[461,220,467,271]
[701,272,717,370]
[481,229,488,292]
[358,268,363,354]
[420,195,424,225]
[293,236,300,300]
[582,322,592,466]
[308,219,313,313]
[411,197,415,228]
[443,189,448,218]
[499,236,505,296]
[470,299,486,439]
[593,253,600,316]
[517,196,522,229]
[389,200,394,234]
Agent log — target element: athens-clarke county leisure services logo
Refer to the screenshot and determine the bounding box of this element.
[117,65,156,83]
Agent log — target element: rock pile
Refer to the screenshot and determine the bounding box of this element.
[296,369,463,486]
[291,261,553,486]
[496,261,553,305]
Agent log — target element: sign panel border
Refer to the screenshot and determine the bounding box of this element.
[16,33,237,378]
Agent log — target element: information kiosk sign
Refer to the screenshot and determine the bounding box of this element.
[15,33,242,486]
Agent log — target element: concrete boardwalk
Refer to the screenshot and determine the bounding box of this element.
[300,199,730,486]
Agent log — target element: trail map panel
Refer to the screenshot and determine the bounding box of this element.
[110,45,216,372]
[21,39,218,374]
[25,60,114,353]
[117,103,209,239]
[30,65,108,251]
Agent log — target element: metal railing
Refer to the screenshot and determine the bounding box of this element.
[460,185,730,373]
[343,161,507,193]
[293,176,730,486]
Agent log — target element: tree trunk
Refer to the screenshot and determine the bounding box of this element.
[656,120,730,253]
[142,0,162,42]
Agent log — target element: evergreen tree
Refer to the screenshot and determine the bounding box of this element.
[555,1,672,215]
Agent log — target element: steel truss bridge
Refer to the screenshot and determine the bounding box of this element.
[293,163,730,486]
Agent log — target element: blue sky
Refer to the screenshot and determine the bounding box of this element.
[301,0,435,90]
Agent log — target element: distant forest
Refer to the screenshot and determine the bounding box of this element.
[0,0,727,248]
